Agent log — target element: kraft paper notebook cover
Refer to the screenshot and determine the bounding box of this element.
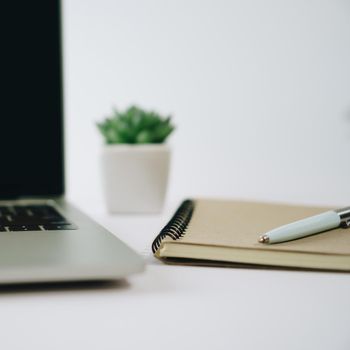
[152,199,350,271]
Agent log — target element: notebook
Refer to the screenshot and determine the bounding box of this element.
[152,199,350,271]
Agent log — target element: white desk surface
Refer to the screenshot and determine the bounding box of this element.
[1,197,349,350]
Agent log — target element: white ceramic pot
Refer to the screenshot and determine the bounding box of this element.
[101,144,170,213]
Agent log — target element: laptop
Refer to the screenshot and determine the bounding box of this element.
[0,1,144,284]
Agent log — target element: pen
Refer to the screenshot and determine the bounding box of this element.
[259,207,350,244]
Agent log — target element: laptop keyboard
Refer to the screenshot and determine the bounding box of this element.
[0,205,77,232]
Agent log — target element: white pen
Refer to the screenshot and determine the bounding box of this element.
[259,207,350,244]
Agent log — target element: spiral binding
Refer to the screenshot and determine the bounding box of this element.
[152,199,195,253]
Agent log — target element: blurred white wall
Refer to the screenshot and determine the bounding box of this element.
[62,0,350,209]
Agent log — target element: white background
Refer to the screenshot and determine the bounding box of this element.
[3,2,347,350]
[62,0,350,212]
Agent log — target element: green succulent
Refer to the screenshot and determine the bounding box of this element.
[97,105,175,144]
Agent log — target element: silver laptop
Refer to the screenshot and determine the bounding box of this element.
[0,1,144,284]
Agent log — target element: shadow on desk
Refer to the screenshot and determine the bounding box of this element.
[0,279,130,295]
[161,257,349,274]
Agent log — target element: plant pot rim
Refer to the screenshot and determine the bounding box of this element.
[103,143,170,152]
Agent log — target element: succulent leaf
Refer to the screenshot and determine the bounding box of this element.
[97,105,175,144]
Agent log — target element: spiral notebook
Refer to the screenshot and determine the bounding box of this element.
[152,199,350,271]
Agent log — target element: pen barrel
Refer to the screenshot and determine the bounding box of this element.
[267,211,341,243]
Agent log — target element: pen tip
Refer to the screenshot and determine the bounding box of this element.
[259,235,269,244]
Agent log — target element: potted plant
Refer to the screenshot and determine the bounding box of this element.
[97,105,175,213]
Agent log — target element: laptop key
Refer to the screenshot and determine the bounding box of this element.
[43,224,77,230]
[0,206,12,216]
[7,225,41,232]
[13,206,31,216]
[0,217,12,225]
[50,221,72,225]
[0,205,77,232]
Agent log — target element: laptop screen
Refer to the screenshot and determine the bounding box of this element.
[1,1,64,198]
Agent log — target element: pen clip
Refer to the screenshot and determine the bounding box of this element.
[335,207,350,228]
[341,219,350,228]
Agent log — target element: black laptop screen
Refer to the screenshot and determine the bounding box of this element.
[1,1,64,198]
